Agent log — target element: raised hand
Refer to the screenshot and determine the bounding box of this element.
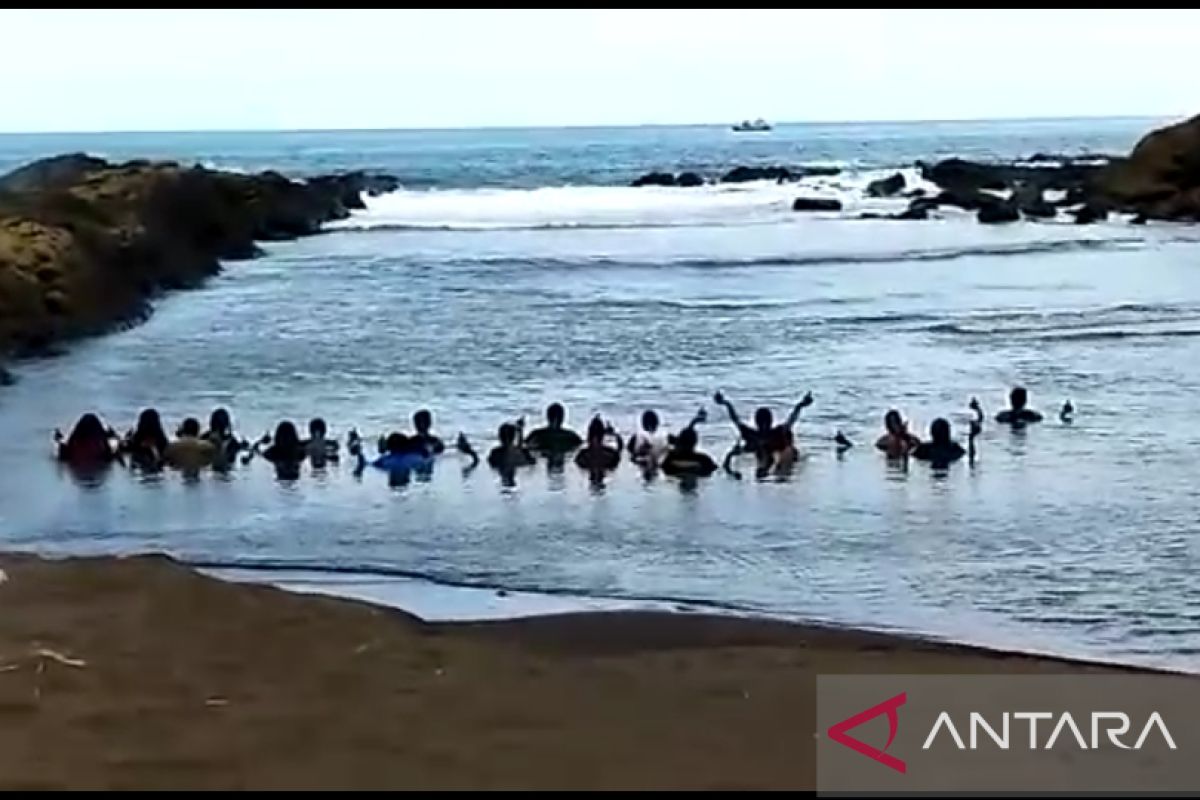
[799,391,814,409]
[713,390,726,405]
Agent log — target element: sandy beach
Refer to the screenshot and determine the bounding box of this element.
[0,553,1167,790]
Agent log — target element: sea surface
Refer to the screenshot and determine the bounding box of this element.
[2,117,1199,671]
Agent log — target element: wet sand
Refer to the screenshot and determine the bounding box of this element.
[0,553,1165,790]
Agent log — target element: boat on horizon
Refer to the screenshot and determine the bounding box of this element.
[732,118,772,133]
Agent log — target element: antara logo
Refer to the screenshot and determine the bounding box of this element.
[922,711,1177,751]
[827,693,1177,774]
[827,692,907,774]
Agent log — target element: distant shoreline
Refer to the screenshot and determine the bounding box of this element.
[0,113,1174,139]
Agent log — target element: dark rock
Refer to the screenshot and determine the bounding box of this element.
[932,188,993,211]
[722,165,792,183]
[792,197,842,212]
[1072,204,1109,224]
[924,156,1107,196]
[676,171,704,187]
[631,171,677,187]
[0,364,13,386]
[1012,182,1056,219]
[925,158,1009,191]
[977,202,1020,224]
[902,188,926,199]
[0,153,109,194]
[893,205,930,221]
[866,172,906,198]
[1130,213,1148,225]
[796,166,842,178]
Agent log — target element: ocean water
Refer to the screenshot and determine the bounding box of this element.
[2,117,1200,671]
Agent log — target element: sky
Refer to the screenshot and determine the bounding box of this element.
[1,9,1196,133]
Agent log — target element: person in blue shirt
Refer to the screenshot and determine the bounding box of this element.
[352,431,433,479]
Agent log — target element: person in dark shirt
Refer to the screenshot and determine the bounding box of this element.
[411,409,445,455]
[912,415,980,468]
[524,402,584,455]
[995,386,1044,424]
[712,389,813,459]
[486,422,536,470]
[574,416,623,471]
[661,426,718,477]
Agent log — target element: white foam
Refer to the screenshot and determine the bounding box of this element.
[330,181,820,231]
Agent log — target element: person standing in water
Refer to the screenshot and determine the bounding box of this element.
[303,417,339,468]
[524,402,584,455]
[203,407,245,469]
[164,417,217,472]
[661,426,718,477]
[912,412,980,468]
[995,386,1044,424]
[574,416,623,472]
[122,408,169,470]
[55,413,119,469]
[628,407,706,468]
[713,389,813,460]
[410,409,445,455]
[875,409,921,458]
[485,422,536,470]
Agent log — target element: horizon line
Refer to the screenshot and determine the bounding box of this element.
[0,113,1177,138]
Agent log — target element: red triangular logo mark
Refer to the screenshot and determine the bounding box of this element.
[827,691,907,774]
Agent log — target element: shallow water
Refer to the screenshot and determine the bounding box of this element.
[2,119,1199,671]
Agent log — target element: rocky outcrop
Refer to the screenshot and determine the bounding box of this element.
[677,171,704,187]
[0,155,394,359]
[791,197,842,212]
[1097,113,1200,220]
[0,153,110,194]
[865,172,906,198]
[920,156,1111,197]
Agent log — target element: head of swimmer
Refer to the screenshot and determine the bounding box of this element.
[546,402,566,430]
[209,407,232,437]
[274,421,301,452]
[1010,386,1028,411]
[587,415,606,446]
[309,417,327,441]
[930,417,952,445]
[754,407,773,432]
[413,409,433,435]
[641,410,659,434]
[884,409,906,436]
[179,417,201,438]
[498,422,518,447]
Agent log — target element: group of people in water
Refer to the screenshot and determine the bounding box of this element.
[53,386,1064,485]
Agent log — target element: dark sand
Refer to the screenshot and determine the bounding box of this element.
[0,553,1168,789]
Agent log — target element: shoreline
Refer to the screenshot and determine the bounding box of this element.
[210,562,1192,677]
[0,551,1185,789]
